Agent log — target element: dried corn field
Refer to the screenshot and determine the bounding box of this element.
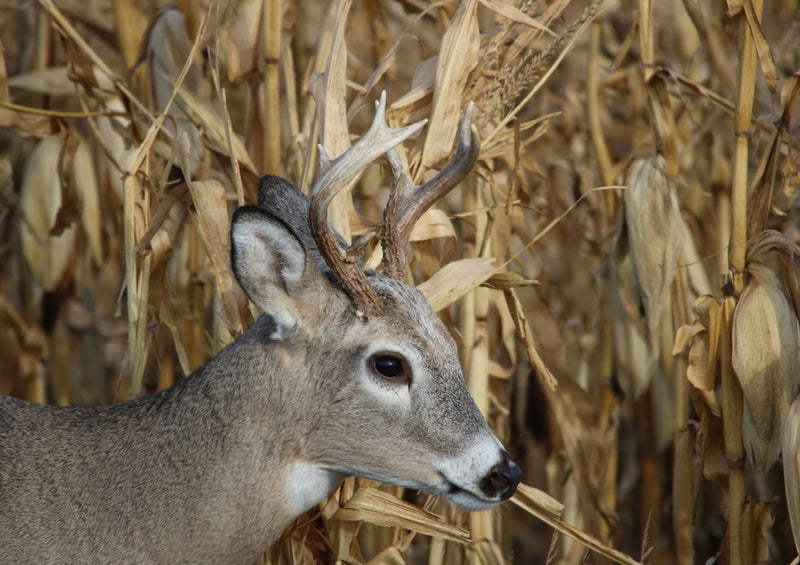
[2,0,800,562]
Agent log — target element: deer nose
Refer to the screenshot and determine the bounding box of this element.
[486,456,522,500]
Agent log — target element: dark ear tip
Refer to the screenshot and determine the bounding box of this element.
[257,176,304,209]
[257,175,285,193]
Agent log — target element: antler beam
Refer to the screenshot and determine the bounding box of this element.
[309,91,427,318]
[381,102,481,281]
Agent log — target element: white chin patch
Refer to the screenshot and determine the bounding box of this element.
[444,488,500,511]
[285,462,344,516]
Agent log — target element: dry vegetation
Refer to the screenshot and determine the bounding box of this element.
[2,0,800,563]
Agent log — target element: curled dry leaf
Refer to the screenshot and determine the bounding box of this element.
[686,329,722,417]
[481,271,539,291]
[733,262,800,472]
[674,295,723,416]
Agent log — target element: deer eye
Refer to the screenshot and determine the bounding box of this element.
[370,353,409,384]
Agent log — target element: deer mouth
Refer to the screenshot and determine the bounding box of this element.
[432,471,502,511]
[439,478,501,511]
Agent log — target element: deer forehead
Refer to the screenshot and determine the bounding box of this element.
[368,276,456,352]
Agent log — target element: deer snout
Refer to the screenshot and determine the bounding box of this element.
[435,436,521,510]
[485,455,522,500]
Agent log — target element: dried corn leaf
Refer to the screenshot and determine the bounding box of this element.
[113,0,149,69]
[686,328,711,389]
[331,487,471,543]
[308,0,354,240]
[186,179,247,337]
[0,105,58,138]
[503,288,558,391]
[740,0,778,93]
[745,126,781,241]
[733,262,800,472]
[477,0,555,35]
[409,208,456,242]
[419,0,479,171]
[673,322,704,356]
[317,0,350,160]
[7,66,74,96]
[510,483,642,565]
[481,271,538,291]
[512,482,564,518]
[741,501,775,563]
[35,129,103,266]
[177,87,257,174]
[144,230,172,322]
[366,545,406,565]
[416,257,496,312]
[146,8,204,176]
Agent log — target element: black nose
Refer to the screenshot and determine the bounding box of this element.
[486,456,522,500]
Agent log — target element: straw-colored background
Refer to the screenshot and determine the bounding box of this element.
[2,0,800,563]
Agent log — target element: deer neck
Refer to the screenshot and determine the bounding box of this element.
[177,317,344,548]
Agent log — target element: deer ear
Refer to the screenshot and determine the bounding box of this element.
[256,175,337,275]
[231,206,316,331]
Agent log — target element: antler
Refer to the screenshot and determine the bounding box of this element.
[381,102,481,281]
[309,91,427,318]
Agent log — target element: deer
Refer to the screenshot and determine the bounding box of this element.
[0,93,521,564]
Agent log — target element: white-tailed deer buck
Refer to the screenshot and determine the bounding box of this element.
[0,94,521,564]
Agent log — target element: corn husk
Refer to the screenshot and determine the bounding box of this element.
[782,394,800,553]
[614,254,653,399]
[624,154,684,379]
[732,262,800,472]
[19,132,99,293]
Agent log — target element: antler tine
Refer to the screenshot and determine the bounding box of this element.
[309,91,428,318]
[382,102,481,281]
